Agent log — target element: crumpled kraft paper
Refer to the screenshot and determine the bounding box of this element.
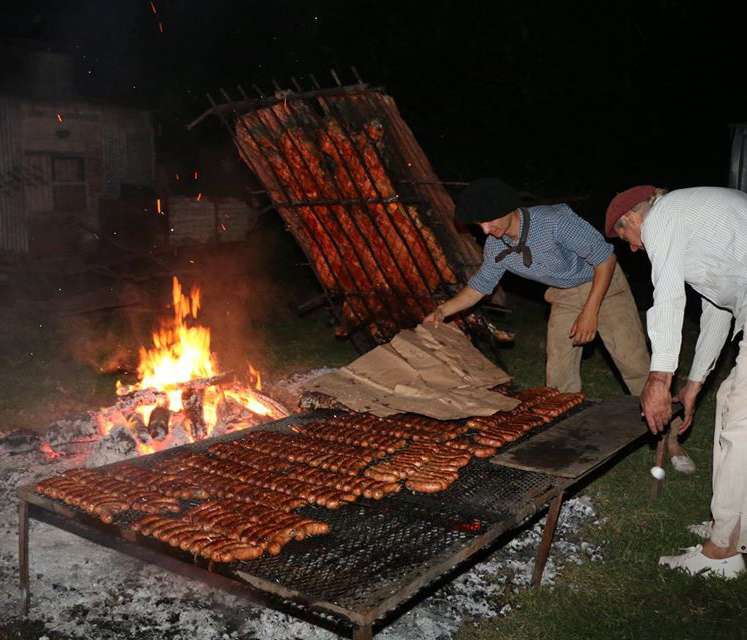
[302,323,519,418]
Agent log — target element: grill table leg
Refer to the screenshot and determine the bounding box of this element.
[651,436,666,500]
[19,500,30,616]
[353,624,373,640]
[531,492,565,588]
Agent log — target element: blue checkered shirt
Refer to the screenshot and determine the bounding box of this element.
[467,204,613,294]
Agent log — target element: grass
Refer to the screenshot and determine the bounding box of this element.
[457,298,747,640]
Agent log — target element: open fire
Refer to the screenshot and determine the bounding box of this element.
[91,276,288,456]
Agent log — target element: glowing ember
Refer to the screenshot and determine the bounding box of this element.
[156,198,162,214]
[196,192,202,201]
[40,441,61,460]
[56,113,63,123]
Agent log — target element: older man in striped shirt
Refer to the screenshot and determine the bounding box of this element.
[607,185,747,578]
[425,177,652,399]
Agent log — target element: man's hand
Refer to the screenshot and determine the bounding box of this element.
[569,307,599,345]
[673,379,703,435]
[423,307,445,326]
[640,372,673,434]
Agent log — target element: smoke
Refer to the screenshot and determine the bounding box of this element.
[62,283,153,376]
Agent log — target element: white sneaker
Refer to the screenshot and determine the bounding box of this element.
[687,521,713,539]
[659,545,745,578]
[670,454,696,474]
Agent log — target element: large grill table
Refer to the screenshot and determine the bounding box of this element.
[17,397,648,639]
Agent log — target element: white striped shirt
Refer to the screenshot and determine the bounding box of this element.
[641,187,747,381]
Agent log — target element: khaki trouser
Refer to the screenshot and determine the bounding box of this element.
[544,264,649,394]
[711,326,747,551]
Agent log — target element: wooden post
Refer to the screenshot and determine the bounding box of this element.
[531,492,565,588]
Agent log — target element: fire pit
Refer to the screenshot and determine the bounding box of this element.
[2,275,290,468]
[18,396,649,639]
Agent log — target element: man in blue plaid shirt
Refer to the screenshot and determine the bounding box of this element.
[424,179,698,463]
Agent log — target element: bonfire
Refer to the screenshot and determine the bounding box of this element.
[92,276,288,455]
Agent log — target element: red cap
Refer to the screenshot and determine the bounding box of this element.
[605,185,657,237]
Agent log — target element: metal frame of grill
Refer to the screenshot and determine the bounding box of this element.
[17,400,650,639]
[187,69,499,353]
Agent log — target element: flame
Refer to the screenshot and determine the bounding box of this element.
[102,276,287,454]
[137,276,216,404]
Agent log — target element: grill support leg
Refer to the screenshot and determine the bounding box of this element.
[651,436,666,500]
[19,500,30,616]
[353,624,373,640]
[531,491,565,588]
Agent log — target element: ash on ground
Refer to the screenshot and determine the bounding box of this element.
[0,446,604,640]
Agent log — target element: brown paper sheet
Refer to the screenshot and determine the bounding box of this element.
[303,323,519,418]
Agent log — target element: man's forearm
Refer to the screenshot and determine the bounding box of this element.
[439,287,485,318]
[582,253,617,313]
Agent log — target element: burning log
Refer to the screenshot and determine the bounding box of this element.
[116,371,235,399]
[127,412,151,444]
[147,406,170,440]
[182,385,207,440]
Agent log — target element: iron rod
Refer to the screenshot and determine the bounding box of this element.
[271,91,431,323]
[273,196,420,209]
[188,85,379,131]
[221,90,384,335]
[353,91,452,284]
[313,89,440,308]
[207,92,359,328]
[246,89,411,334]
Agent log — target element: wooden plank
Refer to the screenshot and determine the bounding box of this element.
[489,397,648,478]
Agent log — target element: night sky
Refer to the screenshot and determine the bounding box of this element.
[2,1,745,214]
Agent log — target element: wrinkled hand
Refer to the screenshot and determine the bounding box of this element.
[640,373,673,434]
[673,379,703,435]
[569,308,598,345]
[423,307,445,326]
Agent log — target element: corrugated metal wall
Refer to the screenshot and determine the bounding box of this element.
[0,97,28,252]
[0,97,154,254]
[102,108,154,199]
[169,196,255,246]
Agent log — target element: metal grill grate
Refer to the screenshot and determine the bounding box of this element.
[385,461,555,523]
[229,464,554,610]
[233,502,475,609]
[32,410,563,617]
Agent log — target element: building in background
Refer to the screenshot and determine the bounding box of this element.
[0,40,154,256]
